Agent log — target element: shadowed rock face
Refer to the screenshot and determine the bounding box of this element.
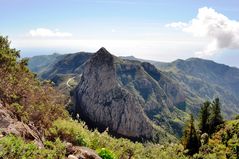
[74,48,187,141]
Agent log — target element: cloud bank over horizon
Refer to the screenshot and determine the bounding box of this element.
[29,28,72,38]
[167,7,239,57]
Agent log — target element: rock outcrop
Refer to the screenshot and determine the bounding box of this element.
[66,143,101,159]
[74,48,187,141]
[75,48,154,139]
[0,105,43,147]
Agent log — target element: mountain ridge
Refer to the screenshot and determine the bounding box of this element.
[28,50,239,118]
[156,57,239,117]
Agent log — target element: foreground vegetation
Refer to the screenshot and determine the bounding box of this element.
[1,118,238,159]
[0,119,187,159]
[0,36,238,159]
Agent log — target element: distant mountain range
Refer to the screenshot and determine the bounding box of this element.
[156,58,239,117]
[28,48,239,142]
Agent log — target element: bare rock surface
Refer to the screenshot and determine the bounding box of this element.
[75,48,154,140]
[66,142,101,159]
[0,106,44,148]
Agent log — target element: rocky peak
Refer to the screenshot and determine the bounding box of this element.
[97,47,110,54]
[74,48,157,140]
[90,47,114,67]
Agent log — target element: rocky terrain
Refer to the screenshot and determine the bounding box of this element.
[0,103,43,148]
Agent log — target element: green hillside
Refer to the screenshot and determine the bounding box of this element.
[156,58,239,118]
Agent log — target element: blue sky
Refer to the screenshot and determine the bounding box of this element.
[1,0,239,67]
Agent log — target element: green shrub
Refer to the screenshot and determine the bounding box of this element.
[40,138,66,159]
[0,135,66,159]
[10,103,29,123]
[235,114,239,120]
[75,135,87,146]
[47,119,90,146]
[97,148,116,159]
[0,134,38,159]
[47,119,188,159]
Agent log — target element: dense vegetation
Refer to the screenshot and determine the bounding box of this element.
[1,117,238,159]
[0,36,239,159]
[198,98,224,136]
[0,36,68,132]
[0,135,66,159]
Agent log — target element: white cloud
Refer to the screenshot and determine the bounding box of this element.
[29,28,72,37]
[165,22,188,29]
[166,7,239,57]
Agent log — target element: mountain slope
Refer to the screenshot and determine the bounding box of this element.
[29,52,92,92]
[28,53,64,74]
[40,52,92,80]
[156,58,239,117]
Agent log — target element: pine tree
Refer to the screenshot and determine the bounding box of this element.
[208,98,223,134]
[182,114,200,155]
[198,101,211,134]
[0,36,20,70]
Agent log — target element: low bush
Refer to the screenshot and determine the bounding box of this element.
[47,119,188,159]
[97,148,116,159]
[0,135,66,159]
[235,115,239,120]
[47,119,90,146]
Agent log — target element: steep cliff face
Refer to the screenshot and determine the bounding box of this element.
[74,48,154,139]
[74,48,187,141]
